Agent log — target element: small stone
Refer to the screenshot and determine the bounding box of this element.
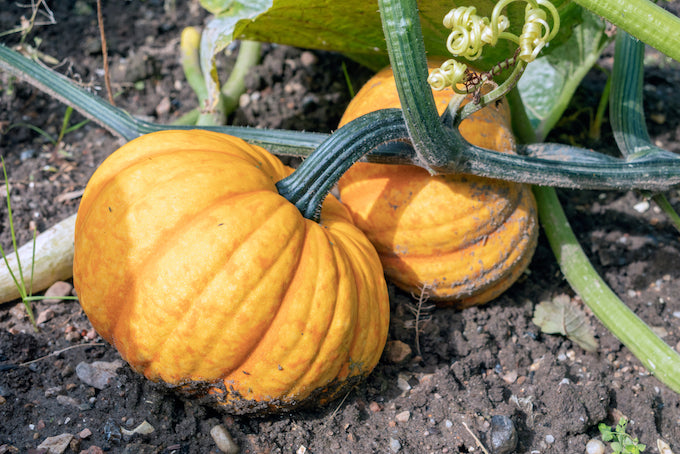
[103,419,122,444]
[155,96,172,117]
[20,148,36,161]
[65,330,82,342]
[300,51,318,67]
[36,309,56,325]
[69,437,81,452]
[296,446,307,454]
[585,439,605,454]
[210,425,239,454]
[395,411,410,423]
[633,200,650,213]
[79,446,105,454]
[385,340,412,364]
[283,81,304,94]
[44,386,63,398]
[545,434,555,444]
[389,437,401,452]
[76,360,123,389]
[396,374,411,392]
[37,433,74,454]
[501,370,518,384]
[658,439,673,454]
[9,303,32,321]
[239,93,251,108]
[56,395,81,408]
[43,281,74,303]
[78,428,92,439]
[368,401,382,412]
[121,420,155,437]
[488,415,517,454]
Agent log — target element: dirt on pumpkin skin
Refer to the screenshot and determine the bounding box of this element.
[2,2,680,453]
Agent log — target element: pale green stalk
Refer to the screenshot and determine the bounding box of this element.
[573,0,680,63]
[220,40,261,120]
[533,186,680,393]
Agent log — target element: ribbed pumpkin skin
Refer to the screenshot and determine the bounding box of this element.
[73,130,389,413]
[337,62,538,306]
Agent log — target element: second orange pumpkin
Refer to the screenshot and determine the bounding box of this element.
[337,61,538,307]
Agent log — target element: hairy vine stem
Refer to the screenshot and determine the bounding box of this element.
[376,0,680,190]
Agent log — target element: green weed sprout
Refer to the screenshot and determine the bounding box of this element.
[0,158,77,330]
[1,157,38,329]
[599,417,646,454]
[5,105,89,156]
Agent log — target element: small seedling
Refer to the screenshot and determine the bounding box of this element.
[405,284,435,357]
[5,106,89,157]
[599,417,646,454]
[1,156,38,329]
[0,157,78,331]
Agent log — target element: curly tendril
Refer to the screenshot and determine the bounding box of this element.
[429,0,560,91]
[427,59,468,92]
[442,7,509,60]
[518,0,560,61]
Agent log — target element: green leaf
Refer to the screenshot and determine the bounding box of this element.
[196,0,581,113]
[517,7,610,141]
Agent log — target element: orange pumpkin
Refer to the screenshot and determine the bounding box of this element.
[73,130,389,413]
[337,61,538,307]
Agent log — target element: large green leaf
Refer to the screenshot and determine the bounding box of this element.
[201,0,578,69]
[198,0,578,112]
[517,8,610,141]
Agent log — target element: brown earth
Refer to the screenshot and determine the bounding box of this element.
[1,1,680,453]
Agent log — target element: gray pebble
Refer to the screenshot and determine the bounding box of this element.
[56,395,81,408]
[75,360,123,389]
[389,437,401,452]
[488,415,517,454]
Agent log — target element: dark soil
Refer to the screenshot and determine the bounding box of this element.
[2,2,680,453]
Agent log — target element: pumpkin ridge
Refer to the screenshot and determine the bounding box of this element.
[218,221,318,397]
[111,193,302,382]
[149,197,305,381]
[334,235,385,378]
[286,228,357,396]
[361,187,523,257]
[229,220,352,400]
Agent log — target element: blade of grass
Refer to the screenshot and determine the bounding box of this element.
[1,157,36,329]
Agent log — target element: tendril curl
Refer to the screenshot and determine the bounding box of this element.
[428,0,560,91]
[427,59,468,92]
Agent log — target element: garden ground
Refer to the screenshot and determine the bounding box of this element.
[1,1,680,453]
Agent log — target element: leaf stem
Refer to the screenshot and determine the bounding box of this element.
[573,0,680,64]
[220,40,261,121]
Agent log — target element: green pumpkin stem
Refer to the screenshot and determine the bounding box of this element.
[276,109,412,222]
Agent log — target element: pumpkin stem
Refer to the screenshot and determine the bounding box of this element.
[276,109,412,222]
